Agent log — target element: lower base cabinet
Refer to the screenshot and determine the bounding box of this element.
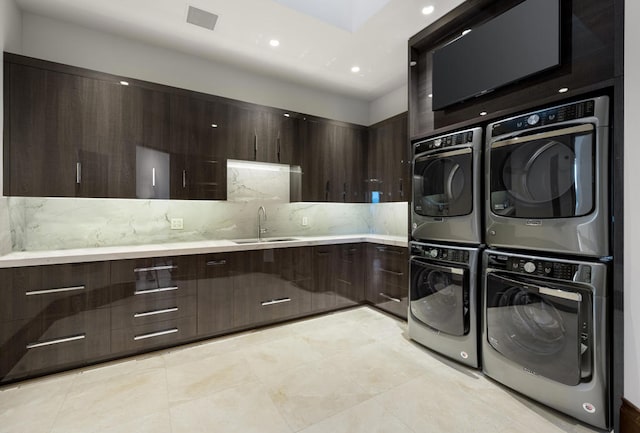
[366,244,409,319]
[0,241,407,383]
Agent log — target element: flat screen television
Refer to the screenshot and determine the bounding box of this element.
[431,0,561,111]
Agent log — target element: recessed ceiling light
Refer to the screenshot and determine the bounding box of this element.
[351,66,360,73]
[269,39,280,47]
[211,123,218,128]
[283,113,290,117]
[422,5,435,15]
[558,87,569,93]
[428,93,433,98]
[462,29,472,36]
[119,81,129,86]
[480,111,488,116]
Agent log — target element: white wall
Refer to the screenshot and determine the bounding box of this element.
[624,0,640,409]
[20,13,370,126]
[369,84,407,125]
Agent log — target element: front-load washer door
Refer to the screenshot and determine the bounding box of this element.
[485,273,592,386]
[410,259,469,336]
[414,147,473,218]
[489,124,595,219]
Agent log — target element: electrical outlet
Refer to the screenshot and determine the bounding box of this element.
[170,218,184,230]
[302,216,309,226]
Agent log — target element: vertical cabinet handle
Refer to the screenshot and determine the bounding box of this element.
[343,182,347,202]
[325,180,330,201]
[152,167,156,187]
[277,136,281,163]
[182,170,187,188]
[254,133,258,161]
[76,162,82,184]
[399,178,403,199]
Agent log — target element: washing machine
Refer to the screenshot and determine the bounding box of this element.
[485,96,610,257]
[412,127,483,245]
[408,241,480,368]
[482,249,609,430]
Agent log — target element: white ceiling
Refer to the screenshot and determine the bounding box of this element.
[15,0,464,101]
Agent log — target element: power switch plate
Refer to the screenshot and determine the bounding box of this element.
[170,218,184,230]
[302,216,309,226]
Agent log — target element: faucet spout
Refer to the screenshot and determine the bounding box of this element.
[258,206,267,241]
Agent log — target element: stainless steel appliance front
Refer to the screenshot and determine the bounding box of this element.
[411,127,482,244]
[408,241,480,368]
[482,249,609,429]
[485,96,610,257]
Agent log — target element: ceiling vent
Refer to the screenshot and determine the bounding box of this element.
[186,6,218,31]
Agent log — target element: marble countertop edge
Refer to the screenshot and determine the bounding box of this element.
[0,234,409,268]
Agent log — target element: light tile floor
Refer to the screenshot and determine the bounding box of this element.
[0,306,602,433]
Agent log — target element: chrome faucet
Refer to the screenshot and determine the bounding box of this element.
[258,206,267,241]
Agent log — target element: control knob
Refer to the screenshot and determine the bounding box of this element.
[523,262,536,273]
[429,249,438,258]
[527,114,540,125]
[434,139,442,148]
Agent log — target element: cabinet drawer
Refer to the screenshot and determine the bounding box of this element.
[371,283,408,319]
[0,309,111,382]
[0,263,111,322]
[111,315,197,354]
[112,295,196,328]
[372,245,408,268]
[234,279,312,328]
[110,276,196,307]
[111,256,196,284]
[372,266,407,289]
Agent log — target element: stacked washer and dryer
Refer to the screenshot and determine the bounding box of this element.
[409,96,611,430]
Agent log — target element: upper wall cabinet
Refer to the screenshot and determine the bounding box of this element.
[301,119,366,203]
[5,62,132,198]
[366,112,408,202]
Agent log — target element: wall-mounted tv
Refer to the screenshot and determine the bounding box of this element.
[431,0,561,111]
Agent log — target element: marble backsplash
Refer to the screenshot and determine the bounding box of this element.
[3,197,408,252]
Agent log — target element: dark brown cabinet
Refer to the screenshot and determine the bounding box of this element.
[5,62,130,198]
[302,119,366,202]
[366,112,409,202]
[232,248,313,328]
[109,256,198,354]
[0,262,111,383]
[196,253,234,336]
[365,244,409,319]
[311,244,364,310]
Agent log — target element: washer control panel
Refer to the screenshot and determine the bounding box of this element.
[411,243,469,264]
[487,254,592,283]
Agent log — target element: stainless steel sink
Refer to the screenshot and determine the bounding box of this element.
[231,237,298,244]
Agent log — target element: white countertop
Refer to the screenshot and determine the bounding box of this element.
[0,234,408,268]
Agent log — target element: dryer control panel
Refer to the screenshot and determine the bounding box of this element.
[414,130,474,155]
[490,99,596,137]
[411,243,470,264]
[487,254,592,283]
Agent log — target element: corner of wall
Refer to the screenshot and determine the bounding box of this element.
[368,84,408,126]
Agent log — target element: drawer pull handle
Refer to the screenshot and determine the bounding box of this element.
[134,307,179,318]
[135,286,179,295]
[376,247,404,255]
[26,285,85,296]
[316,252,330,256]
[337,278,352,286]
[134,328,178,341]
[261,297,291,306]
[380,268,404,277]
[379,293,401,303]
[134,265,177,273]
[206,260,227,266]
[27,334,86,349]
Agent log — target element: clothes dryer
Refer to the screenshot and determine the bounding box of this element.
[485,96,609,257]
[412,127,482,245]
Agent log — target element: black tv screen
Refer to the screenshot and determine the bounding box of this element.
[432,0,560,111]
